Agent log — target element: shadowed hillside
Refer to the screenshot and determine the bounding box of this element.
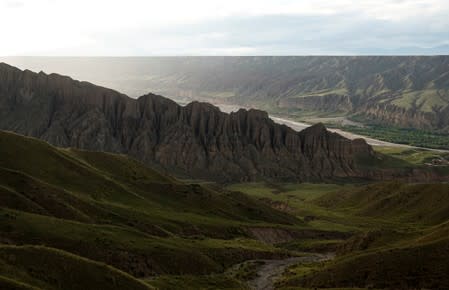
[0,130,317,289]
[276,182,449,289]
[1,132,448,289]
[0,245,154,290]
[315,182,449,224]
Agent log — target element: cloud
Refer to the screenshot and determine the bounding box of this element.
[4,0,24,8]
[0,0,448,55]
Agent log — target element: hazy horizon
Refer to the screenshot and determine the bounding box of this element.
[1,54,446,93]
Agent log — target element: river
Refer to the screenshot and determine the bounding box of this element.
[247,253,334,290]
[214,103,447,152]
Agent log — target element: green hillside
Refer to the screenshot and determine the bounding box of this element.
[1,130,449,289]
[0,245,153,290]
[315,182,449,225]
[0,130,312,289]
[273,182,449,289]
[279,238,449,289]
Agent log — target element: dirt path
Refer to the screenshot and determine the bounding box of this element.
[248,253,334,290]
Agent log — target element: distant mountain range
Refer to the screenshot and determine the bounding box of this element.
[0,62,446,182]
[2,56,449,132]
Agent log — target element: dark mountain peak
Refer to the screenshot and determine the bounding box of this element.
[0,62,16,70]
[301,122,328,136]
[184,100,222,113]
[139,92,169,101]
[234,108,270,119]
[138,92,179,108]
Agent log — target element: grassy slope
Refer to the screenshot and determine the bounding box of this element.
[2,130,448,289]
[375,146,449,165]
[146,274,249,290]
[392,89,449,112]
[0,245,153,290]
[228,181,449,288]
[0,131,296,228]
[280,238,449,289]
[225,182,415,234]
[0,130,306,289]
[314,182,449,225]
[274,182,449,289]
[226,183,359,248]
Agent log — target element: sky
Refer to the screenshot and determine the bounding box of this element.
[0,0,448,55]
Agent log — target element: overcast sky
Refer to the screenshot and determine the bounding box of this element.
[1,0,448,55]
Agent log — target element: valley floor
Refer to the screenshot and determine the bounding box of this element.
[216,102,448,152]
[247,254,334,290]
[226,182,449,290]
[270,116,419,148]
[1,130,448,290]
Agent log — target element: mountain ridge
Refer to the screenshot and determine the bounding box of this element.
[0,62,446,182]
[4,56,447,131]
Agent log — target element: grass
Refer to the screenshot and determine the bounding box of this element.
[1,130,449,289]
[0,130,303,288]
[227,183,346,201]
[0,245,154,290]
[0,182,290,276]
[392,89,449,112]
[146,274,249,290]
[228,180,449,288]
[374,146,449,165]
[226,182,350,216]
[279,239,343,253]
[279,238,449,289]
[226,182,395,233]
[337,123,449,150]
[273,181,449,289]
[315,182,449,225]
[0,130,298,231]
[0,275,41,290]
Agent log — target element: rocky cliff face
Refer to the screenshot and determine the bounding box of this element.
[0,63,389,182]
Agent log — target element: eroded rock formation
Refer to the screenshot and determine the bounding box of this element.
[0,63,393,182]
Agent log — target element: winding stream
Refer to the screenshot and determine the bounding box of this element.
[248,253,334,290]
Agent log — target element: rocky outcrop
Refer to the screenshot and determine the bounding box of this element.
[0,63,383,182]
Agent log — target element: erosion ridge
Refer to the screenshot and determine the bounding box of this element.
[0,62,383,182]
[1,62,448,182]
